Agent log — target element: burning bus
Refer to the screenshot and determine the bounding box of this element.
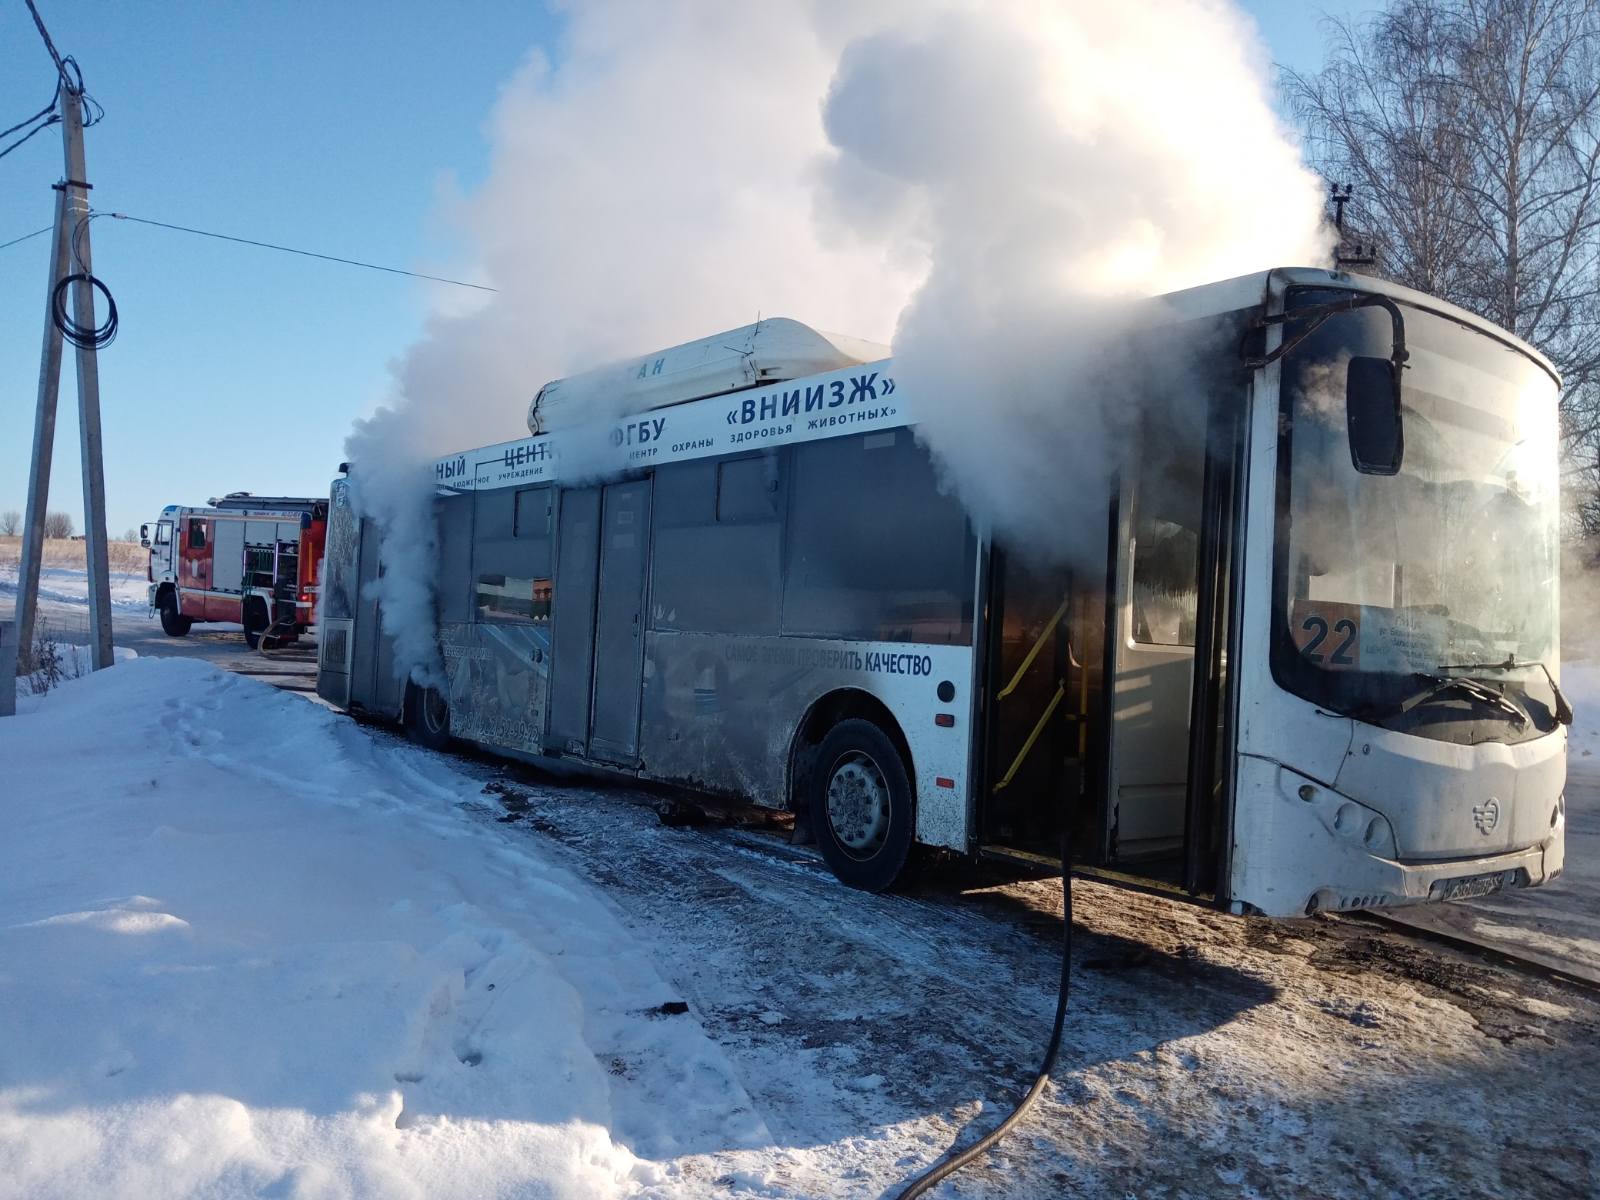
[317,267,1570,918]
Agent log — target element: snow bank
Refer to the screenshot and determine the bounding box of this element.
[0,660,770,1199]
[13,644,138,705]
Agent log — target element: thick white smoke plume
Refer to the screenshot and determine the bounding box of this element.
[347,0,1332,685]
[344,1,917,686]
[817,0,1333,556]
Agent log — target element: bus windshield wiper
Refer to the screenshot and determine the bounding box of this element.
[1438,656,1573,726]
[1356,672,1531,728]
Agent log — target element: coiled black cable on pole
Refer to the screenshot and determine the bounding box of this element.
[51,271,117,349]
[52,208,118,350]
[892,824,1074,1200]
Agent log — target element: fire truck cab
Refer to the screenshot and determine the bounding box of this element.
[143,493,328,648]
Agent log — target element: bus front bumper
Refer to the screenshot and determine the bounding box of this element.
[1229,756,1565,918]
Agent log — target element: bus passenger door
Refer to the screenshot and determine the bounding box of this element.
[589,479,652,765]
[1105,447,1204,874]
[547,487,602,756]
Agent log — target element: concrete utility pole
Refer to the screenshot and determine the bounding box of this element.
[16,82,114,672]
[14,188,70,670]
[61,88,114,670]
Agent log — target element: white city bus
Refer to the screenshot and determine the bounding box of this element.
[318,267,1570,918]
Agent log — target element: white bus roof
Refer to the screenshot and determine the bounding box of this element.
[527,317,889,434]
[429,266,1556,493]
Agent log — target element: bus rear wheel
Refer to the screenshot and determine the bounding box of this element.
[158,591,191,637]
[404,682,452,751]
[810,719,914,892]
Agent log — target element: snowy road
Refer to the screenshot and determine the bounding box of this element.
[468,757,1600,1198]
[4,660,1597,1198]
[10,566,1597,988]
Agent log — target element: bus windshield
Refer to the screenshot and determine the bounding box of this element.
[1273,291,1562,742]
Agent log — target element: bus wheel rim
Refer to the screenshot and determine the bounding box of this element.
[826,751,890,859]
[423,689,448,734]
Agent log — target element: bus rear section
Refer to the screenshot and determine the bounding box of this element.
[319,270,1569,918]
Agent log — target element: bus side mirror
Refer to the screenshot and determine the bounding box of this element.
[1346,356,1404,476]
[139,523,150,548]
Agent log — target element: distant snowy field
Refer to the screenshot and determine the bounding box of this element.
[0,660,780,1199]
[0,563,148,613]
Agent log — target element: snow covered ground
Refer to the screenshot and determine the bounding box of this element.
[12,642,139,702]
[0,562,149,614]
[1,660,781,1199]
[2,659,1598,1198]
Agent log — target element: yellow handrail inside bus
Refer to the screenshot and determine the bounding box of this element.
[993,681,1066,792]
[994,596,1071,701]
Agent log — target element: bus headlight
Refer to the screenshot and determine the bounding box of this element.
[1276,766,1399,858]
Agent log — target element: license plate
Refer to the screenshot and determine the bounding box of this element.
[1436,872,1507,902]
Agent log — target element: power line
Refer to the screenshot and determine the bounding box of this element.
[100,211,499,292]
[18,2,102,127]
[1,85,58,140]
[22,0,73,89]
[0,81,64,162]
[0,114,58,160]
[0,225,52,252]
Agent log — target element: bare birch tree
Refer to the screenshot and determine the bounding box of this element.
[1283,0,1600,537]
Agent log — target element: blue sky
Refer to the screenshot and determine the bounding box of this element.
[1,1,1373,537]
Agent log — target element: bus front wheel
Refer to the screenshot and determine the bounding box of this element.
[810,719,914,892]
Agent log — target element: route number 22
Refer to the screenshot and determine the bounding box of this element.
[1301,614,1358,667]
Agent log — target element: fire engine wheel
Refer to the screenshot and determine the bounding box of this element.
[158,591,191,637]
[404,682,452,752]
[242,599,270,650]
[809,719,914,892]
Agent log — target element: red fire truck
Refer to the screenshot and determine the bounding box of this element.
[142,494,328,648]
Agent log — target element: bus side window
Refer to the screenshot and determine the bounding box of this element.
[784,431,974,644]
[155,521,172,545]
[515,487,552,537]
[1129,452,1202,646]
[188,519,207,550]
[653,456,782,633]
[471,486,551,623]
[717,455,779,522]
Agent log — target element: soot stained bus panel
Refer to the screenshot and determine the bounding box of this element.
[316,480,360,709]
[440,485,553,755]
[638,629,974,849]
[439,622,550,755]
